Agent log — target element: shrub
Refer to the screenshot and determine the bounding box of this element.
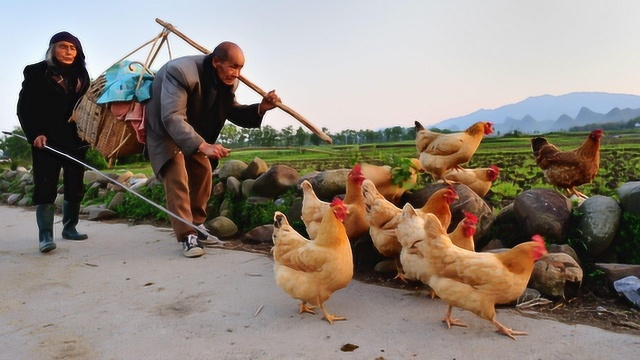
[112,184,169,222]
[613,212,640,264]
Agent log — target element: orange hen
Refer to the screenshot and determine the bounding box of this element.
[398,205,476,285]
[444,165,500,197]
[415,121,494,185]
[300,164,368,240]
[272,198,353,324]
[417,213,547,340]
[360,158,423,205]
[531,129,603,199]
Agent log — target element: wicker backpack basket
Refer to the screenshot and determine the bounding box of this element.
[70,75,144,162]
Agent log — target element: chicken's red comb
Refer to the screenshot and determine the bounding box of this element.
[463,211,478,224]
[330,197,345,208]
[490,165,500,174]
[352,163,362,174]
[531,234,545,246]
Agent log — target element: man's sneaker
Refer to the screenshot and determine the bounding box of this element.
[181,234,204,258]
[194,224,223,247]
[194,224,210,240]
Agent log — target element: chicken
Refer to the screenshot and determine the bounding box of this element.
[397,206,476,283]
[272,198,353,324]
[416,213,547,339]
[417,186,458,231]
[447,211,478,252]
[443,165,500,197]
[361,179,403,261]
[531,129,603,199]
[299,179,330,239]
[300,164,369,240]
[415,121,494,185]
[362,180,457,281]
[360,158,423,204]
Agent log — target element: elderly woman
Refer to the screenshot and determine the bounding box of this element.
[17,31,91,253]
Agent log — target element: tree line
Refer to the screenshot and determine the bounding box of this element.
[218,124,424,148]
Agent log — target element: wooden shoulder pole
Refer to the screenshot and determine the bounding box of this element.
[155,18,332,144]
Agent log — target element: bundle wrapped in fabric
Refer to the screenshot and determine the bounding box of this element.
[70,61,154,165]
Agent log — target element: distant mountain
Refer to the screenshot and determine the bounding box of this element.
[432,92,640,134]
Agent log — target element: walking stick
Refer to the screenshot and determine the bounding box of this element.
[2,131,224,246]
[154,18,333,144]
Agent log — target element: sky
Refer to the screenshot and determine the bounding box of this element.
[2,0,640,136]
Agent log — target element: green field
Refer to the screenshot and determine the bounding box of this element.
[100,129,640,209]
[218,129,640,206]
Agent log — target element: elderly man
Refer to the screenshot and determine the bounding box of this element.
[145,41,280,257]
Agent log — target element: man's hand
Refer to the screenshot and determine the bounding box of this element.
[198,142,230,159]
[33,135,47,149]
[259,90,281,115]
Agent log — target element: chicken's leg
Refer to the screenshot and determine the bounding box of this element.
[393,256,409,282]
[298,301,316,315]
[320,304,346,325]
[442,305,467,329]
[491,319,528,340]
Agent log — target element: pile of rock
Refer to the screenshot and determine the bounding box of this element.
[2,160,640,307]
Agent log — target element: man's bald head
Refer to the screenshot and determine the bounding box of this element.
[212,41,243,62]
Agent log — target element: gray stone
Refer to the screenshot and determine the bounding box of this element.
[2,170,18,180]
[217,160,248,181]
[107,192,126,210]
[374,259,397,274]
[404,183,494,241]
[241,179,255,196]
[95,172,120,186]
[18,172,33,184]
[207,216,238,238]
[6,193,22,205]
[548,244,580,265]
[303,169,350,200]
[617,181,640,214]
[54,194,64,207]
[513,189,572,243]
[613,276,640,308]
[226,176,242,197]
[212,181,225,197]
[594,263,640,283]
[241,157,268,180]
[577,195,621,256]
[529,253,583,299]
[246,196,273,205]
[252,165,300,198]
[244,224,274,244]
[84,171,101,184]
[88,208,117,220]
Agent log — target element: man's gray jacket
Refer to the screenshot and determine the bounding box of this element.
[144,54,263,176]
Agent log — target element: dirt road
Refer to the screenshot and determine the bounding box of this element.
[1,205,638,359]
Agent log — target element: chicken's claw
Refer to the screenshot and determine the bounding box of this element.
[492,319,528,340]
[298,302,316,315]
[321,305,346,325]
[442,305,467,329]
[393,271,409,283]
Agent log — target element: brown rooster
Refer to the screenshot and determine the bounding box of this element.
[531,129,603,199]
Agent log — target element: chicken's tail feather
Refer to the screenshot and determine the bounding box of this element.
[530,137,548,157]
